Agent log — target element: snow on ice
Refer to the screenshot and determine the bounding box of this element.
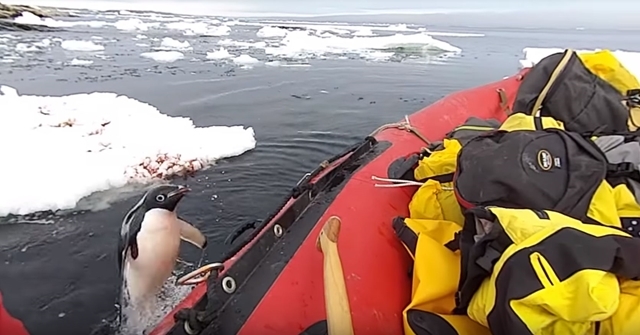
[0,86,256,216]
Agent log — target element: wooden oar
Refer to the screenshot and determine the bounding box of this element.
[316,216,355,335]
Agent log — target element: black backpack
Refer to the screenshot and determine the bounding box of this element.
[513,49,631,134]
[453,127,609,223]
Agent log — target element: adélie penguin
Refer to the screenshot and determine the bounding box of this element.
[117,184,207,323]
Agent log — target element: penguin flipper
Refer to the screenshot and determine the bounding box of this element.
[118,192,148,273]
[177,217,207,249]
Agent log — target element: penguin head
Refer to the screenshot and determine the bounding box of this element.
[144,184,190,212]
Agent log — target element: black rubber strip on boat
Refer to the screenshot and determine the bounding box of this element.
[167,137,391,335]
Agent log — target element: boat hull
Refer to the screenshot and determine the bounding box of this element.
[151,70,528,335]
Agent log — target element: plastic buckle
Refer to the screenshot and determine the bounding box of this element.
[626,89,640,107]
[608,162,636,177]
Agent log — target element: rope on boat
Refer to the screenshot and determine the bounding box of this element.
[372,176,424,187]
[368,115,432,146]
[371,175,453,190]
[176,263,224,286]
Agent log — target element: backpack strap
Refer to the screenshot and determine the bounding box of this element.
[607,162,640,182]
[392,217,418,258]
[530,49,575,115]
[417,172,455,184]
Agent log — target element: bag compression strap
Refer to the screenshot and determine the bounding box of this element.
[607,162,640,182]
[530,49,575,115]
[417,172,455,184]
[392,217,418,258]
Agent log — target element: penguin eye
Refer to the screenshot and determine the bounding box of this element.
[155,194,166,202]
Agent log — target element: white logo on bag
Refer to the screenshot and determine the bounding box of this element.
[537,149,553,171]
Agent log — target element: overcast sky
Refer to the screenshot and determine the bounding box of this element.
[10,0,637,16]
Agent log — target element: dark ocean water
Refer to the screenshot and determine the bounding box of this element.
[1,9,640,335]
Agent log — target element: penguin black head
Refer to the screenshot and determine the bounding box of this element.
[143,184,190,212]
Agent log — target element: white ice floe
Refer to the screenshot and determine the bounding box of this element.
[140,51,184,63]
[162,20,230,36]
[13,12,159,31]
[203,25,231,37]
[34,39,51,48]
[256,26,288,38]
[13,39,49,52]
[61,40,105,52]
[520,47,640,79]
[114,18,158,31]
[352,28,375,37]
[263,31,461,60]
[260,21,484,37]
[15,43,39,52]
[0,86,256,216]
[158,37,192,51]
[14,12,108,28]
[233,54,260,66]
[206,47,233,60]
[69,58,94,66]
[219,30,461,61]
[218,39,267,49]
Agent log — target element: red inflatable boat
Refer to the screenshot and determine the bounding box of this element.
[149,69,529,335]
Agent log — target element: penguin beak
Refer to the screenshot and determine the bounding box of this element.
[168,186,191,199]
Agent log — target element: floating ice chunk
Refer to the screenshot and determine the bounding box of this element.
[140,51,184,63]
[113,18,155,31]
[262,21,483,37]
[324,28,351,35]
[0,86,18,96]
[0,86,256,216]
[159,37,191,50]
[69,58,94,66]
[33,39,51,48]
[387,24,410,31]
[14,12,107,28]
[352,28,375,37]
[206,47,232,60]
[256,26,287,38]
[233,54,260,66]
[61,40,104,52]
[262,31,461,60]
[15,43,39,52]
[521,47,640,79]
[217,39,266,49]
[203,25,231,37]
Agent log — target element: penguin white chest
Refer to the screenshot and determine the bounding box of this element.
[125,209,182,306]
